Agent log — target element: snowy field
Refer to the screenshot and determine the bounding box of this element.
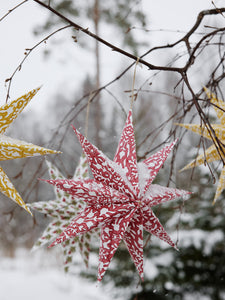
[0,249,119,300]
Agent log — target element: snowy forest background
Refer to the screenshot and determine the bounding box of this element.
[0,1,225,299]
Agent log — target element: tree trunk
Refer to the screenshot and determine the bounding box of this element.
[93,0,102,148]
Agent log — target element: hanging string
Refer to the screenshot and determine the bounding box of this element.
[130,57,140,109]
[85,92,94,138]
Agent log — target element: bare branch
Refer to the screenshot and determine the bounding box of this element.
[32,0,184,73]
[0,0,28,23]
[5,24,71,101]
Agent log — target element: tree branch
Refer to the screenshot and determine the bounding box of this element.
[33,0,225,75]
[0,0,28,23]
[32,0,182,73]
[5,24,71,101]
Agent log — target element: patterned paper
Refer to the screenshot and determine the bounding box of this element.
[29,155,92,271]
[44,109,190,281]
[0,88,60,214]
[177,89,225,203]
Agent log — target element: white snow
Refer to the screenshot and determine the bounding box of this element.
[144,259,159,280]
[145,251,174,280]
[176,229,224,255]
[0,248,117,300]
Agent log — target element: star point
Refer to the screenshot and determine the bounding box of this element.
[29,155,92,271]
[178,90,225,202]
[0,88,60,214]
[45,109,189,280]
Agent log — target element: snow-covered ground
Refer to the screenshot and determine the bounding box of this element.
[0,249,118,300]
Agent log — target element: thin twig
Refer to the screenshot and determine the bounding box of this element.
[32,0,185,73]
[0,0,28,23]
[5,24,71,101]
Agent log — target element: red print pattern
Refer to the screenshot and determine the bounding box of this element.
[46,109,190,281]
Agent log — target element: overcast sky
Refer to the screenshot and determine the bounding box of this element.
[0,0,224,115]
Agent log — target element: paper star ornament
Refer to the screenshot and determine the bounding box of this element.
[0,88,60,214]
[177,90,225,203]
[44,109,189,281]
[29,155,93,271]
